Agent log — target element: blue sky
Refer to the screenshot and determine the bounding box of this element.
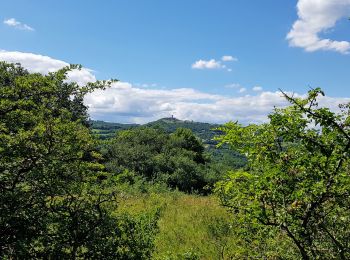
[1,0,350,123]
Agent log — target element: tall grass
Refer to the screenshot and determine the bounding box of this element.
[116,189,239,259]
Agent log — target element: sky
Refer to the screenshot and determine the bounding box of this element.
[1,0,350,124]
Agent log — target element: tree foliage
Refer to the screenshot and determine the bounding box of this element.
[0,62,158,258]
[91,118,248,169]
[102,127,213,193]
[215,88,350,259]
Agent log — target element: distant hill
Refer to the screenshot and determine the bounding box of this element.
[90,117,221,144]
[145,117,222,145]
[90,120,139,139]
[90,117,247,168]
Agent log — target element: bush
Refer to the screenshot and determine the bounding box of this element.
[215,88,350,258]
[0,62,159,258]
[102,127,213,193]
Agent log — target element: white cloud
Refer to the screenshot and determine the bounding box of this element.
[287,0,350,54]
[191,59,225,69]
[253,86,263,92]
[238,87,247,93]
[0,50,95,85]
[192,56,237,71]
[86,84,350,124]
[4,18,34,31]
[1,50,348,125]
[221,55,238,62]
[225,83,241,89]
[134,83,157,88]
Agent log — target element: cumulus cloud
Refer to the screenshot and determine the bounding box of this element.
[287,0,350,54]
[0,50,95,85]
[221,55,238,62]
[253,86,263,92]
[225,83,241,89]
[238,87,247,93]
[191,59,225,70]
[226,84,263,93]
[192,55,237,71]
[134,82,158,88]
[2,50,348,125]
[85,82,350,124]
[3,18,34,31]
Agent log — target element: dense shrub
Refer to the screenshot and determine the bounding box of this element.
[102,127,215,193]
[0,62,158,258]
[216,88,350,259]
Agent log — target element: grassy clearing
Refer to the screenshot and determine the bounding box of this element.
[116,191,239,259]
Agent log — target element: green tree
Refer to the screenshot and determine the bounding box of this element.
[215,88,350,259]
[103,127,168,181]
[0,62,158,258]
[168,128,206,164]
[103,127,211,193]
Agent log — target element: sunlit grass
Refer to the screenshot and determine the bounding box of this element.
[116,191,238,259]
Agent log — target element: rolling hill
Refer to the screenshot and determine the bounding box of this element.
[90,117,247,168]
